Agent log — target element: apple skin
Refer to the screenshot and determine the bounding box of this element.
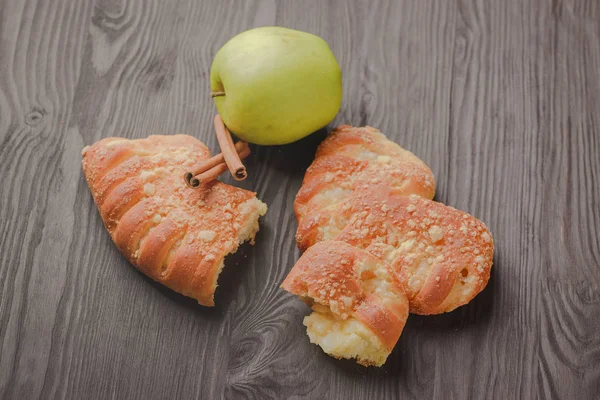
[210,26,342,145]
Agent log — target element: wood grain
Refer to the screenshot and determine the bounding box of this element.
[1,0,599,399]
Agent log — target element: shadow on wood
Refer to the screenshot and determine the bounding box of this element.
[130,236,264,319]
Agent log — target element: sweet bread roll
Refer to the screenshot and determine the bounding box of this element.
[82,134,267,306]
[297,188,493,315]
[295,125,435,227]
[281,241,409,366]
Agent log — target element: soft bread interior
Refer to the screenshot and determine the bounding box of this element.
[301,259,404,367]
[235,198,268,245]
[304,304,389,367]
[210,197,268,298]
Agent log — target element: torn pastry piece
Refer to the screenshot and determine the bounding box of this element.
[294,125,435,226]
[297,188,494,315]
[282,241,409,367]
[82,134,267,306]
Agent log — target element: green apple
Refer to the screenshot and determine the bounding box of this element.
[210,26,342,145]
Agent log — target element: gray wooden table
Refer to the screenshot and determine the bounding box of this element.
[1,0,599,399]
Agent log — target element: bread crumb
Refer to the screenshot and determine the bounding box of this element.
[140,170,155,182]
[399,239,416,253]
[143,183,156,196]
[197,230,216,242]
[428,226,443,242]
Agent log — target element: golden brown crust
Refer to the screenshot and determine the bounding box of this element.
[340,191,493,314]
[294,126,494,315]
[297,185,494,314]
[353,294,407,352]
[294,125,435,224]
[281,241,409,351]
[82,134,267,306]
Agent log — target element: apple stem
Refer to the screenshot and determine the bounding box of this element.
[211,91,226,98]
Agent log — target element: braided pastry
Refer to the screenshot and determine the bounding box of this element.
[284,126,493,365]
[292,126,493,314]
[82,134,267,306]
[282,241,409,366]
[297,188,493,314]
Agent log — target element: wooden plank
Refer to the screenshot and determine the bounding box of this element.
[0,1,95,399]
[533,0,600,398]
[0,0,599,399]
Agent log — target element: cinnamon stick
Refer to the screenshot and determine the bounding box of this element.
[191,141,248,176]
[184,146,251,188]
[184,141,249,188]
[192,163,229,187]
[214,114,247,181]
